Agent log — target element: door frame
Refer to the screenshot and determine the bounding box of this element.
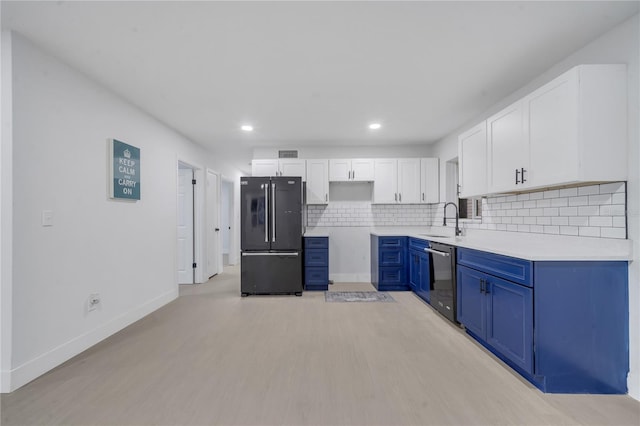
[221,177,237,267]
[176,159,206,284]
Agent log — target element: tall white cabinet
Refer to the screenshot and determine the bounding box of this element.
[458,122,487,198]
[306,159,329,204]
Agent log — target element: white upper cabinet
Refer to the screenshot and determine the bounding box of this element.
[458,122,487,198]
[329,159,374,181]
[526,65,627,187]
[306,159,329,204]
[373,159,398,203]
[420,158,440,203]
[487,100,529,193]
[374,158,439,204]
[397,158,421,204]
[485,64,627,194]
[251,159,279,177]
[251,159,306,180]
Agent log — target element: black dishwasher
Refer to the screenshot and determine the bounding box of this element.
[426,242,458,324]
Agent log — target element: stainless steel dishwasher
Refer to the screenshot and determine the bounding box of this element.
[425,242,458,324]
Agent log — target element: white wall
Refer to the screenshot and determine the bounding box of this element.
[253,144,434,160]
[431,14,640,400]
[1,33,243,392]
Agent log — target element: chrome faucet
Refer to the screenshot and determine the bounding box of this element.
[443,202,463,237]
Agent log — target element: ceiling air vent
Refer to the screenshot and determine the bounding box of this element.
[278,150,298,159]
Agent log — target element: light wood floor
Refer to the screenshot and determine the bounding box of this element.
[2,265,639,425]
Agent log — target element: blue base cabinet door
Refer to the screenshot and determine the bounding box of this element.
[409,250,420,292]
[486,276,533,374]
[371,236,409,291]
[304,237,329,290]
[457,265,486,339]
[417,251,431,303]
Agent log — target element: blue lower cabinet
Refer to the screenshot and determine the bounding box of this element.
[304,237,329,291]
[409,250,420,292]
[371,235,409,291]
[408,238,431,303]
[457,248,628,394]
[417,251,431,303]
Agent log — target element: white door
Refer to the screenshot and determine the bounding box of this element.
[351,159,375,181]
[397,158,421,203]
[373,159,398,204]
[488,100,528,193]
[279,159,307,180]
[177,167,194,284]
[329,159,351,181]
[306,159,329,204]
[251,159,278,177]
[526,69,578,188]
[206,170,220,278]
[459,122,488,198]
[420,158,440,203]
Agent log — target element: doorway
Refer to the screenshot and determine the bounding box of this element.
[177,163,195,284]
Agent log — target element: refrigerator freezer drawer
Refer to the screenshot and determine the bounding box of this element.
[241,252,303,295]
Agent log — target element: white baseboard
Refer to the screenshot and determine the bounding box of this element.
[0,369,11,393]
[6,288,178,393]
[330,273,371,283]
[629,371,640,401]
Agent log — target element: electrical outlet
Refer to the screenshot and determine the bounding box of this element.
[87,293,100,311]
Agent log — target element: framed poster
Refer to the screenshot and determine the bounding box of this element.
[109,139,140,200]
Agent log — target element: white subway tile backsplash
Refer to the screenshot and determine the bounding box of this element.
[568,196,589,206]
[612,193,625,204]
[523,200,537,208]
[529,208,544,216]
[536,199,551,208]
[578,186,600,196]
[600,205,625,216]
[543,207,559,216]
[551,198,569,207]
[517,194,530,201]
[569,216,589,227]
[613,216,626,228]
[559,207,578,216]
[544,225,560,235]
[530,224,544,233]
[599,182,625,194]
[511,201,523,209]
[578,206,599,216]
[579,227,601,237]
[559,188,578,197]
[529,192,544,200]
[589,194,611,205]
[560,226,579,236]
[589,216,613,227]
[601,227,626,239]
[537,217,551,225]
[551,216,569,226]
[544,189,560,199]
[524,217,537,225]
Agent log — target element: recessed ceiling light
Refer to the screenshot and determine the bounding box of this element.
[369,123,382,130]
[241,124,253,132]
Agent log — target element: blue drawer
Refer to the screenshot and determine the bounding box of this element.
[379,249,403,266]
[379,267,407,285]
[379,236,406,248]
[409,238,429,251]
[305,267,329,289]
[305,237,328,249]
[457,248,533,287]
[305,249,328,267]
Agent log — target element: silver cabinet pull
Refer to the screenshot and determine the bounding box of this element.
[242,252,299,257]
[399,193,402,202]
[271,183,276,242]
[352,170,355,180]
[395,193,397,202]
[264,184,269,242]
[422,193,425,201]
[325,193,328,202]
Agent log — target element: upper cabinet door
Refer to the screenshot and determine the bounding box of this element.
[351,159,374,181]
[251,159,279,177]
[397,158,421,203]
[487,100,529,193]
[420,158,439,203]
[373,159,398,204]
[329,159,351,181]
[458,122,487,198]
[306,159,329,204]
[278,159,307,181]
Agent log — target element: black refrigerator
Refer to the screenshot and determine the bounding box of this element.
[240,176,303,296]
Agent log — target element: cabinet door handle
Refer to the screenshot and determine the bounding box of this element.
[325,193,328,202]
[480,279,485,294]
[422,193,425,201]
[352,170,355,180]
[515,168,520,184]
[348,170,352,180]
[395,193,398,202]
[399,193,402,202]
[521,168,527,183]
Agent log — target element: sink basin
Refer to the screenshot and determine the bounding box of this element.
[419,234,451,238]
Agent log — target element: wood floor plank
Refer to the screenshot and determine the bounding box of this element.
[1,265,639,425]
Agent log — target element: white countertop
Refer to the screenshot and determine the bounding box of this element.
[303,228,330,238]
[371,227,632,261]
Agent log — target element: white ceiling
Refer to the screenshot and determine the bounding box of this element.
[2,1,639,166]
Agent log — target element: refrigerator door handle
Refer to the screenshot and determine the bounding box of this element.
[271,182,276,242]
[264,184,269,242]
[242,252,299,257]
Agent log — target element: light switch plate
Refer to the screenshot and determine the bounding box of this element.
[41,210,53,227]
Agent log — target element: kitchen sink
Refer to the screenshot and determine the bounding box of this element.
[419,233,451,238]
